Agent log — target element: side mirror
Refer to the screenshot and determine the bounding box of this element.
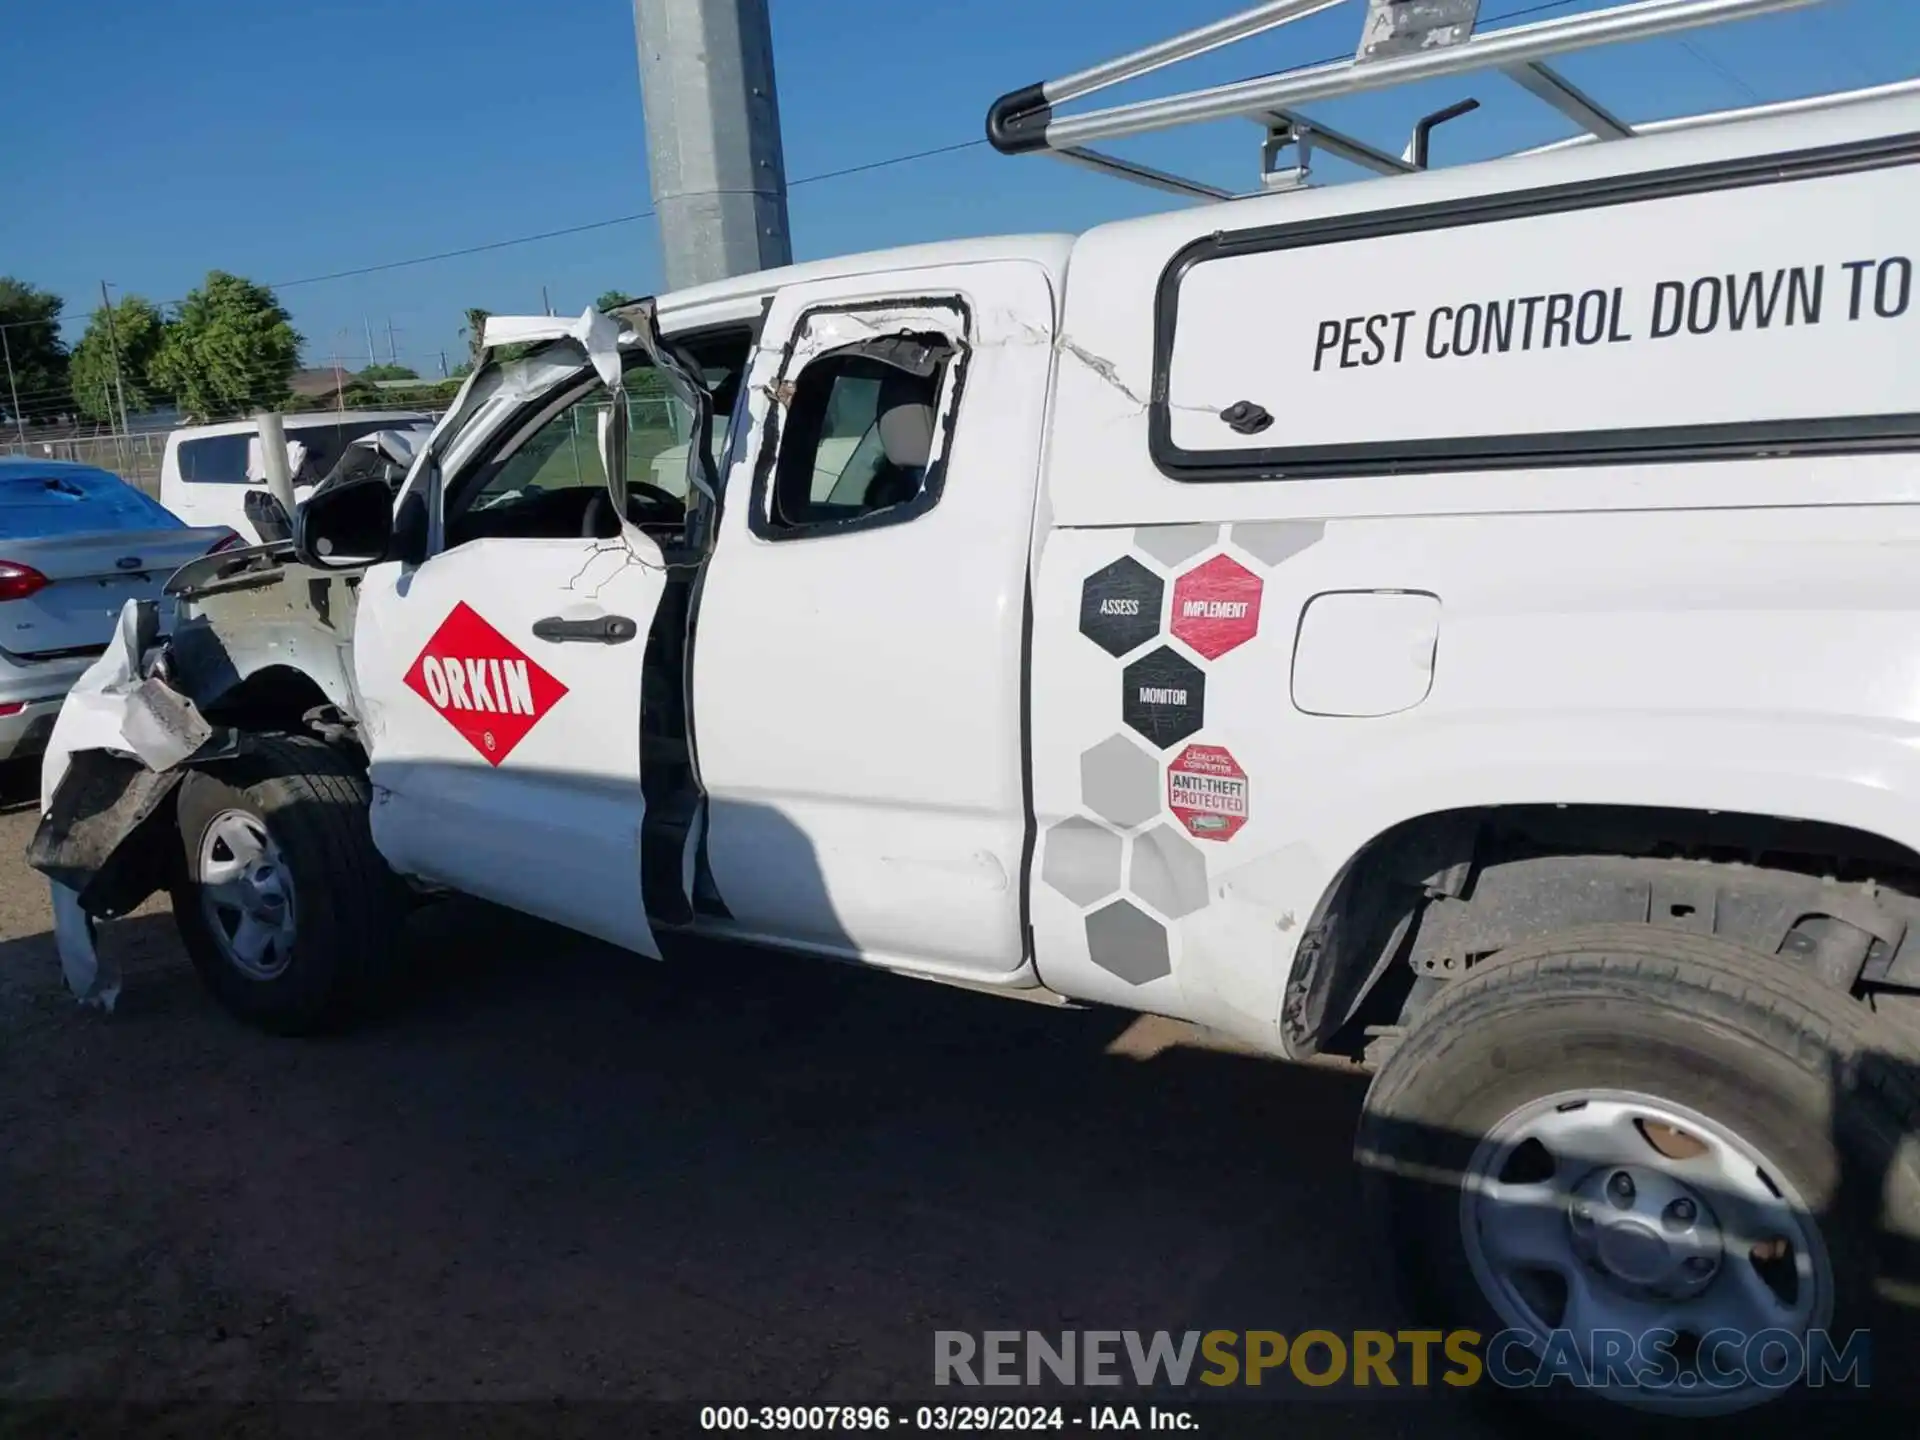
[294,474,394,569]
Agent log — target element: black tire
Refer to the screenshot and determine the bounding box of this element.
[170,734,404,1035]
[1357,924,1920,1434]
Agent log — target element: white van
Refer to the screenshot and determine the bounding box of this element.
[159,411,434,542]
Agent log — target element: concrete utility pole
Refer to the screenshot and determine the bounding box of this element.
[256,409,297,521]
[632,0,792,290]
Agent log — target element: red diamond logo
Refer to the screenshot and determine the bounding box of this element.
[1171,555,1263,661]
[401,602,568,766]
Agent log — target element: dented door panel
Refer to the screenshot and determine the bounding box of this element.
[352,537,669,958]
[692,262,1059,977]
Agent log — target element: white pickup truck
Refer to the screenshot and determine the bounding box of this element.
[26,0,1920,1424]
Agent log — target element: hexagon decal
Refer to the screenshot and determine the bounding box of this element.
[1080,734,1161,829]
[1079,556,1164,657]
[1134,524,1219,569]
[1041,817,1123,907]
[1129,825,1211,919]
[1122,646,1204,750]
[1171,555,1263,661]
[1168,744,1249,842]
[1231,520,1323,568]
[1085,899,1171,985]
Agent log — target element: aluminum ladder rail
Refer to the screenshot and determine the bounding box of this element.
[984,0,1864,199]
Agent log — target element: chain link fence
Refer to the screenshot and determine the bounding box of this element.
[5,392,680,508]
[3,413,454,502]
[2,428,168,495]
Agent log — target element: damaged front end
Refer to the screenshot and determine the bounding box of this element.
[26,298,708,1012]
[26,543,362,1009]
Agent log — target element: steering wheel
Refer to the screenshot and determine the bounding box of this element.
[580,482,685,536]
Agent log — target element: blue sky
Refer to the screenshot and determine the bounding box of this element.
[3,0,1912,380]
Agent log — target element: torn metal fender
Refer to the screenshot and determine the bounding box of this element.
[31,752,189,913]
[39,599,207,809]
[29,598,239,1009]
[165,548,364,725]
[30,749,233,1013]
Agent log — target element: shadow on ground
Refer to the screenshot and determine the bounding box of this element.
[2,889,1913,1438]
[0,895,1480,1430]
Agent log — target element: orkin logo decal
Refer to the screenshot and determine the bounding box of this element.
[402,601,568,766]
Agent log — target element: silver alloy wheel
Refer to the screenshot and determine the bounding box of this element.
[1461,1089,1833,1416]
[196,809,298,980]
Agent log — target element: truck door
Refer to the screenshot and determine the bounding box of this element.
[349,341,738,957]
[691,262,1058,977]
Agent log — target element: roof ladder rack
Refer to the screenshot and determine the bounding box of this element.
[984,0,1853,199]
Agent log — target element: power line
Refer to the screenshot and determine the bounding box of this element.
[0,0,1801,335]
[265,137,991,294]
[788,137,986,188]
[1479,0,1586,26]
[242,4,1604,298]
[1680,38,1763,104]
[0,134,993,344]
[268,211,658,291]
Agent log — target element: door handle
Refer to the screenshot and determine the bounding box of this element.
[532,614,639,645]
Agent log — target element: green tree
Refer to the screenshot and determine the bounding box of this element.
[461,308,491,367]
[595,290,637,313]
[69,294,169,422]
[0,278,69,424]
[358,362,418,382]
[150,272,301,420]
[335,379,385,410]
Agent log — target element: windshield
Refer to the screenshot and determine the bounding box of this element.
[465,355,742,514]
[440,331,750,549]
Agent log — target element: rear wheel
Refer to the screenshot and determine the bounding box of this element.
[1358,925,1920,1431]
[171,735,403,1034]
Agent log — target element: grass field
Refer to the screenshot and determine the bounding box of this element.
[516,401,685,497]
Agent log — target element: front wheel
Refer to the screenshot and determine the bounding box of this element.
[1358,925,1920,1432]
[171,735,404,1034]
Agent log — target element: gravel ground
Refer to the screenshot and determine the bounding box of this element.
[0,758,1514,1437]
